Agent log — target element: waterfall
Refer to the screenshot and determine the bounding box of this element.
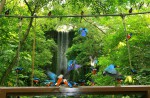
[55,24,74,75]
[57,32,69,75]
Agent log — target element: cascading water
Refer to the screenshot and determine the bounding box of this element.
[57,31,69,75]
[56,24,74,75]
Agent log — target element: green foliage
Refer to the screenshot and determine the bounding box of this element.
[0,0,58,86]
[0,0,150,92]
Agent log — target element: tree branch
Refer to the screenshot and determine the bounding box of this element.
[83,18,106,34]
[0,17,34,85]
[24,0,32,14]
[0,0,6,14]
[0,0,37,85]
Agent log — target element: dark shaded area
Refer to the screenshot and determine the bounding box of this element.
[44,29,75,73]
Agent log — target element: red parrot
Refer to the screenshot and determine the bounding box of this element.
[127,33,132,40]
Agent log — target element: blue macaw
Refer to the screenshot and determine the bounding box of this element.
[67,60,81,72]
[104,64,117,74]
[103,64,120,78]
[103,64,124,84]
[78,28,88,37]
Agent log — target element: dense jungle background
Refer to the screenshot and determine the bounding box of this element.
[0,0,150,98]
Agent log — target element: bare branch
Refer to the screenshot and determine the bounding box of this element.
[83,18,106,34]
[24,0,32,13]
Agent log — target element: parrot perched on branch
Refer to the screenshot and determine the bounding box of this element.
[127,33,132,40]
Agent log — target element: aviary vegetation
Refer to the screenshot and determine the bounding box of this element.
[0,0,150,97]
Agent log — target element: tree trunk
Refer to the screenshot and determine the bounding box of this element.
[0,0,6,14]
[0,0,38,86]
[0,17,34,86]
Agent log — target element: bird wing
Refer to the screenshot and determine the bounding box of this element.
[74,64,81,70]
[47,71,57,82]
[105,66,117,74]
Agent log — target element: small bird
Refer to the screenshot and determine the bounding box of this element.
[131,69,137,74]
[102,64,119,77]
[67,60,81,72]
[15,67,23,73]
[45,71,57,86]
[33,13,37,17]
[69,81,78,87]
[115,75,124,86]
[5,9,10,16]
[80,11,84,23]
[129,8,132,14]
[78,28,88,37]
[92,68,97,75]
[68,82,73,88]
[48,11,51,16]
[78,79,86,86]
[33,77,40,84]
[127,33,132,40]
